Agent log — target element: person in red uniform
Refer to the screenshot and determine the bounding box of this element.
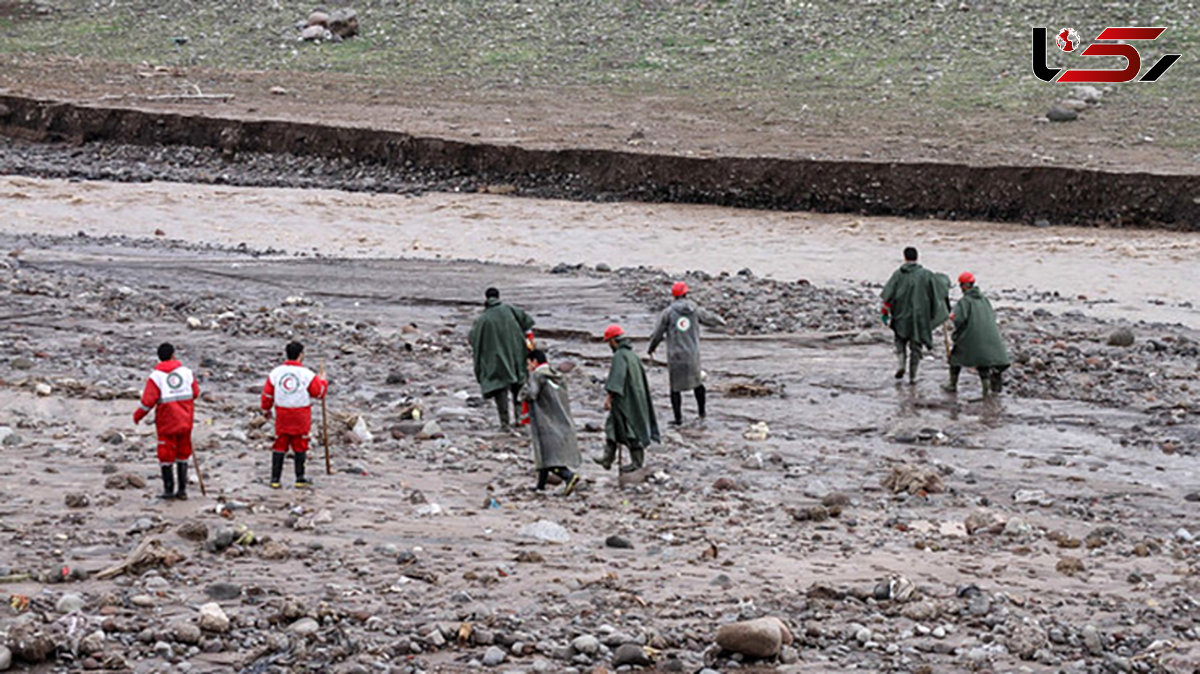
[261,341,328,488]
[133,343,199,500]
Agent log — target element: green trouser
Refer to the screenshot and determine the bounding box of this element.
[487,384,522,427]
[894,337,922,382]
[947,365,1006,394]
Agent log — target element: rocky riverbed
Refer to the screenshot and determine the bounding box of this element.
[0,232,1197,673]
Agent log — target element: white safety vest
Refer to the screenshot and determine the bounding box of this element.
[269,364,316,409]
[150,367,196,404]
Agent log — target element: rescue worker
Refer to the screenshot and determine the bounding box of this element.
[261,341,328,488]
[881,247,949,384]
[521,349,581,495]
[594,324,660,473]
[648,281,726,425]
[469,287,535,430]
[133,342,199,500]
[944,272,1011,395]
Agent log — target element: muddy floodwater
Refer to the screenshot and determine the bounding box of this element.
[1,175,1198,328]
[0,178,1198,673]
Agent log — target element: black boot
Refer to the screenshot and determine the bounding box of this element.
[620,446,645,474]
[942,366,961,393]
[694,385,707,419]
[269,451,285,489]
[159,464,176,500]
[990,369,1004,394]
[592,440,617,470]
[532,469,549,491]
[669,391,683,426]
[175,461,189,501]
[295,452,311,488]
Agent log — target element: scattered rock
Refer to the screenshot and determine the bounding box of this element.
[1047,106,1078,122]
[821,492,851,507]
[34,382,52,396]
[1004,621,1047,660]
[198,602,230,633]
[6,621,54,662]
[1082,624,1104,655]
[1107,327,1135,347]
[10,357,34,370]
[742,421,769,441]
[882,464,945,495]
[1056,556,1085,576]
[259,540,291,560]
[289,617,320,636]
[712,477,738,491]
[0,645,10,671]
[177,520,209,542]
[328,8,359,39]
[1012,488,1051,505]
[171,620,202,645]
[571,634,600,655]
[64,492,89,508]
[1002,516,1033,537]
[481,644,507,666]
[612,642,651,667]
[964,509,1001,535]
[519,520,570,544]
[715,616,792,658]
[205,582,241,600]
[605,535,633,549]
[55,592,85,613]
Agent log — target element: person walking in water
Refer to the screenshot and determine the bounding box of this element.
[881,247,949,384]
[648,281,726,425]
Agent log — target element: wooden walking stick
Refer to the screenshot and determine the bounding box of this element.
[191,449,208,497]
[943,321,952,362]
[321,359,331,475]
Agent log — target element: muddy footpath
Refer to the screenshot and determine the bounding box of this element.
[0,229,1197,674]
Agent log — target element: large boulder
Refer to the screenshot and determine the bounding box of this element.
[715,616,793,658]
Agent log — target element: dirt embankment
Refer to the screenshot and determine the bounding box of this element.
[2,94,1199,231]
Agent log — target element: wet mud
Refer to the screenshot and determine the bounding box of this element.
[0,233,1197,673]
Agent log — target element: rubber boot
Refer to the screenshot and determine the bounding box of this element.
[532,469,549,491]
[907,348,920,385]
[495,392,511,430]
[669,392,683,426]
[894,348,906,380]
[592,441,616,470]
[159,464,176,500]
[942,366,960,393]
[979,370,992,397]
[695,385,707,419]
[295,452,311,487]
[174,462,189,501]
[620,446,645,474]
[990,370,1004,394]
[269,451,285,489]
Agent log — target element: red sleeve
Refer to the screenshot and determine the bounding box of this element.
[261,377,275,411]
[134,378,160,424]
[192,380,201,399]
[308,376,328,399]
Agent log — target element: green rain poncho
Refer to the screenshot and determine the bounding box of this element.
[881,263,949,349]
[950,286,1011,369]
[468,298,535,396]
[521,364,581,470]
[604,337,660,449]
